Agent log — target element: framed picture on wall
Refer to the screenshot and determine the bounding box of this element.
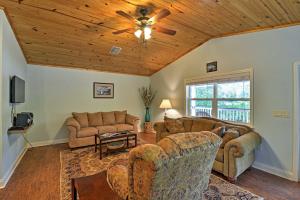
[206,61,218,73]
[93,82,114,98]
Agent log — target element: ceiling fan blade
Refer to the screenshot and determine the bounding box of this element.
[148,9,171,24]
[112,28,134,35]
[154,26,176,35]
[116,11,136,22]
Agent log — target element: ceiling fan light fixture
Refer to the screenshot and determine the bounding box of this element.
[144,32,151,40]
[115,9,175,44]
[144,27,152,35]
[134,29,142,38]
[144,27,152,40]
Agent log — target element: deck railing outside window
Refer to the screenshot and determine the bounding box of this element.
[192,107,250,124]
[186,73,252,125]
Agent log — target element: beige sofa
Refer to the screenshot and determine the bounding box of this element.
[107,131,221,200]
[66,111,139,148]
[154,117,261,181]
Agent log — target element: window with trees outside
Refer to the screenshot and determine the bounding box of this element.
[185,70,252,125]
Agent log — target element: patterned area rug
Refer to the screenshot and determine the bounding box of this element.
[60,147,263,200]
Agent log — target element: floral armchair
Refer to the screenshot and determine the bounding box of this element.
[106,131,222,200]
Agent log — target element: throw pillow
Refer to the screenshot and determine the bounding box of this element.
[165,118,185,134]
[211,126,226,137]
[102,111,116,125]
[181,118,194,132]
[236,126,250,135]
[220,128,240,148]
[115,111,127,124]
[72,112,88,128]
[87,112,103,126]
[214,122,225,128]
[191,119,215,132]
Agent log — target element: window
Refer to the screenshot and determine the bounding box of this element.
[185,69,252,125]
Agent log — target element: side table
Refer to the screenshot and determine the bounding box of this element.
[144,122,154,133]
[71,171,121,200]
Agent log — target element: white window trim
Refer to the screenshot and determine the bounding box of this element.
[184,68,254,126]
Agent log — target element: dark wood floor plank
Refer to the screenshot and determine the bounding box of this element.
[0,133,299,200]
[0,144,67,200]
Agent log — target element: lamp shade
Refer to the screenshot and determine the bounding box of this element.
[159,99,172,109]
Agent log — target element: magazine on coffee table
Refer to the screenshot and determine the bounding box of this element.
[101,132,128,138]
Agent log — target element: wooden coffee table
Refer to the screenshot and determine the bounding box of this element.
[94,131,137,159]
[71,171,121,200]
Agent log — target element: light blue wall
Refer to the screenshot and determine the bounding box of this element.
[26,64,149,143]
[150,25,300,178]
[0,11,28,185]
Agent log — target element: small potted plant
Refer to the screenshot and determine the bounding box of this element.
[139,86,156,123]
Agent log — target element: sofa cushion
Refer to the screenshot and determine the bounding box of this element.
[97,125,117,134]
[216,148,224,162]
[214,122,225,128]
[114,124,134,132]
[181,118,194,132]
[213,160,224,173]
[165,118,185,134]
[234,126,250,135]
[191,119,215,132]
[216,121,251,135]
[115,111,127,124]
[220,128,240,148]
[102,111,116,125]
[77,127,98,138]
[87,112,103,126]
[72,112,89,128]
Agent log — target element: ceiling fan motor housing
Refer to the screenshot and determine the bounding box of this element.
[139,8,149,16]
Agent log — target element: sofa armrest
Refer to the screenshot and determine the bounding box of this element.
[153,122,167,134]
[66,117,81,131]
[224,131,261,158]
[154,122,169,142]
[223,131,261,179]
[128,144,167,199]
[126,114,139,125]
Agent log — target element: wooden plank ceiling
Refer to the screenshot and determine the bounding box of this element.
[0,0,300,76]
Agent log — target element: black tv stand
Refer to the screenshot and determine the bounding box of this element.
[8,125,33,148]
[8,125,31,132]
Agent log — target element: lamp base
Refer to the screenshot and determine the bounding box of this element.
[164,109,168,119]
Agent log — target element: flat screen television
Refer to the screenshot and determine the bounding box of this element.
[10,76,25,103]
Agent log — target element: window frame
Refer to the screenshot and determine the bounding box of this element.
[184,68,253,126]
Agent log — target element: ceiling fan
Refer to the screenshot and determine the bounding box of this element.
[113,8,176,42]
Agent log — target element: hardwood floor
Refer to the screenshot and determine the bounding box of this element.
[0,144,67,200]
[0,133,299,200]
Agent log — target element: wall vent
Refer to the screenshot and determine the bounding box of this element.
[110,46,122,55]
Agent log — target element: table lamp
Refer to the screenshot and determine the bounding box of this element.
[159,99,172,117]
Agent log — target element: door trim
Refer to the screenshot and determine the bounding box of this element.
[292,61,300,181]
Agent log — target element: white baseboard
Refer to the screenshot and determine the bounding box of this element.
[0,147,27,189]
[30,138,68,147]
[252,161,296,181]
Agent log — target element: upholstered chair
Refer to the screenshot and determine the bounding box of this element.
[107,131,222,200]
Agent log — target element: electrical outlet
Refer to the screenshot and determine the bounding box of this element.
[272,110,289,118]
